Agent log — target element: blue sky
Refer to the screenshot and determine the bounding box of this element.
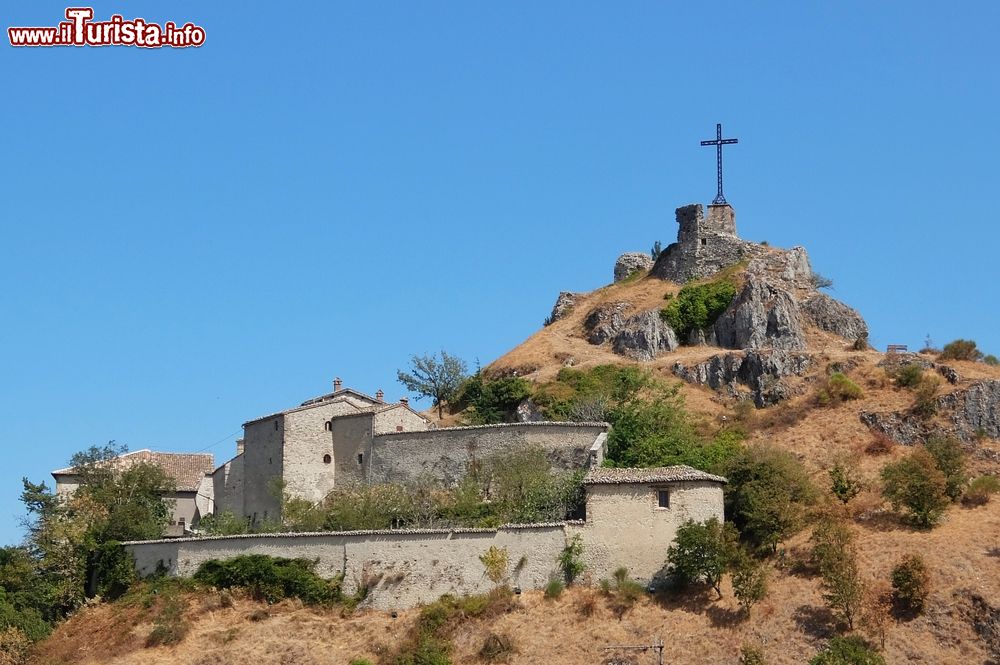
[2,1,997,544]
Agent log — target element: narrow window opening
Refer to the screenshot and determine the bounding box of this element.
[178,517,185,529]
[274,420,279,431]
[324,421,332,432]
[396,425,403,432]
[700,238,707,246]
[357,453,364,465]
[657,489,670,508]
[323,454,332,464]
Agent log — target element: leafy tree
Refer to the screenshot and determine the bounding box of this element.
[397,350,468,418]
[666,517,738,597]
[861,582,893,650]
[924,437,967,501]
[731,549,768,616]
[939,339,982,362]
[809,636,885,665]
[661,278,738,341]
[890,554,930,617]
[811,519,863,629]
[722,446,816,553]
[881,448,950,528]
[454,373,533,424]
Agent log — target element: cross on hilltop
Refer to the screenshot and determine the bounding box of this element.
[700,123,738,205]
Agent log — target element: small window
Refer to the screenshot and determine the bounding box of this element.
[700,238,707,246]
[657,490,670,508]
[396,425,403,432]
[323,454,332,464]
[178,517,185,528]
[274,420,279,431]
[357,453,364,465]
[324,421,332,432]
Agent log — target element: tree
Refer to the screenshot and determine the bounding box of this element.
[650,240,663,260]
[397,350,468,418]
[809,636,885,665]
[666,517,739,597]
[924,437,967,502]
[731,550,768,616]
[881,448,950,528]
[811,519,864,630]
[890,554,930,617]
[861,582,893,650]
[829,462,862,505]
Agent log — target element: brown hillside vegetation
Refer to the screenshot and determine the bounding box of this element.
[31,500,1000,664]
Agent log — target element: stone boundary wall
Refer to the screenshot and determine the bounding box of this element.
[125,524,567,610]
[368,422,608,486]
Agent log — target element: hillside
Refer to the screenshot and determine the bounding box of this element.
[30,209,1000,665]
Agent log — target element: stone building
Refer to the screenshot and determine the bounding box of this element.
[52,450,215,535]
[125,465,726,609]
[209,380,610,527]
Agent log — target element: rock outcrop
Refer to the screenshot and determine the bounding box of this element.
[800,293,868,342]
[583,302,630,345]
[713,275,807,351]
[548,291,580,324]
[939,380,1000,439]
[611,310,679,361]
[613,253,654,282]
[673,350,813,406]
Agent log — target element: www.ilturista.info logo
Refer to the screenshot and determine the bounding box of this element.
[8,8,205,48]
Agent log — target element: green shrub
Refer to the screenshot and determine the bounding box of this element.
[660,278,738,341]
[939,339,982,362]
[817,373,863,405]
[0,627,31,665]
[809,636,885,665]
[893,363,924,389]
[558,535,585,584]
[924,437,967,501]
[479,547,509,587]
[600,567,645,618]
[479,633,515,662]
[145,593,189,648]
[91,541,137,600]
[740,643,768,665]
[881,448,950,528]
[731,551,768,616]
[198,511,251,536]
[963,475,1000,506]
[985,354,999,366]
[810,518,863,630]
[349,659,374,665]
[829,462,862,505]
[910,375,941,419]
[890,554,930,617]
[453,374,533,425]
[666,518,738,597]
[193,555,341,605]
[543,579,564,599]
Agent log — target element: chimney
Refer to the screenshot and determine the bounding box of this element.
[400,397,409,406]
[236,439,245,456]
[333,377,343,392]
[376,389,384,402]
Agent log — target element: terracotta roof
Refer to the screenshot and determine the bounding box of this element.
[52,450,214,492]
[583,466,726,485]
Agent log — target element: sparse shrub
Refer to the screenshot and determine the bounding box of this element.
[198,510,252,536]
[666,518,738,597]
[479,633,515,662]
[809,636,885,665]
[890,554,930,617]
[816,372,863,406]
[349,659,374,665]
[939,339,982,362]
[722,445,816,553]
[881,448,950,528]
[543,579,564,599]
[861,582,893,650]
[963,475,1000,506]
[247,608,270,622]
[925,437,967,501]
[811,272,834,289]
[558,535,585,584]
[575,588,597,617]
[479,547,509,587]
[0,627,31,665]
[193,555,341,605]
[893,363,924,389]
[651,240,663,260]
[911,375,941,419]
[829,462,862,505]
[864,432,894,456]
[740,643,768,665]
[145,593,189,648]
[811,519,863,630]
[601,567,645,618]
[852,333,869,351]
[660,278,738,341]
[985,354,1000,366]
[731,551,768,616]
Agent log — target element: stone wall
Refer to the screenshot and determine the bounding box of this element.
[211,454,244,516]
[368,423,609,486]
[373,405,430,435]
[126,525,566,610]
[241,417,283,525]
[570,480,724,584]
[283,401,364,504]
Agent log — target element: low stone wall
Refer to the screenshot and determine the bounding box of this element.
[125,524,566,610]
[368,422,608,486]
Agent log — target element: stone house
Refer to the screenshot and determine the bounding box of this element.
[52,449,215,535]
[125,464,726,609]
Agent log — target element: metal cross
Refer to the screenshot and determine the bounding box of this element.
[700,123,738,205]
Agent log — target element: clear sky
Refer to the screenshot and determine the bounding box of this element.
[2,1,998,545]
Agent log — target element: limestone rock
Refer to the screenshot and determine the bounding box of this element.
[937,364,961,385]
[673,350,813,406]
[516,398,544,423]
[939,380,1000,439]
[713,275,807,351]
[614,252,654,282]
[548,291,580,325]
[800,293,869,342]
[583,302,631,345]
[611,310,679,361]
[859,411,928,446]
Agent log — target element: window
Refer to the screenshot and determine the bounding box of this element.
[700,238,707,246]
[323,454,332,464]
[178,517,185,529]
[274,420,279,431]
[357,453,364,465]
[657,489,670,508]
[396,425,403,432]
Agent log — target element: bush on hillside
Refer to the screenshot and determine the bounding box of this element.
[809,636,885,665]
[660,278,738,341]
[731,550,769,616]
[985,354,1000,366]
[193,555,341,605]
[810,519,863,630]
[0,627,31,665]
[911,375,942,419]
[816,372,863,406]
[890,554,930,617]
[881,448,950,528]
[452,373,534,425]
[939,339,982,362]
[962,475,1000,507]
[666,518,739,598]
[924,437,967,501]
[892,363,924,389]
[829,462,862,505]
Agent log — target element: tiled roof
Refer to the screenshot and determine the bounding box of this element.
[52,450,214,492]
[583,466,726,485]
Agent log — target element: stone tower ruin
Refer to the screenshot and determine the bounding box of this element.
[650,203,754,283]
